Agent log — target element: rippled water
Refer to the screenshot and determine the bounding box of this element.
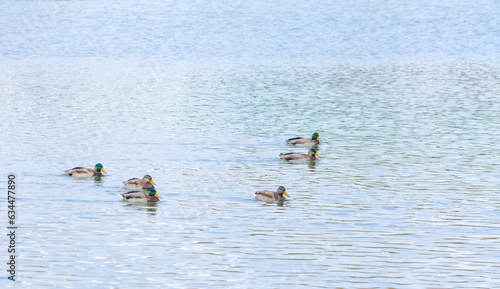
[1,0,500,288]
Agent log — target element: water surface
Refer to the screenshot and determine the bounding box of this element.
[1,0,499,288]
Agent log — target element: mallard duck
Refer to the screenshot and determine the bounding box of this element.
[120,187,162,203]
[64,163,107,177]
[286,132,322,146]
[279,148,321,161]
[123,175,156,190]
[254,186,290,202]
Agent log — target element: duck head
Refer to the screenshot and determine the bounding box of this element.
[95,163,107,174]
[277,186,290,197]
[312,132,322,142]
[309,148,321,158]
[147,188,161,199]
[144,175,156,185]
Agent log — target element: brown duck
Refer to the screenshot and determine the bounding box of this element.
[123,175,156,190]
[64,163,107,177]
[279,148,321,162]
[120,188,162,203]
[254,186,290,202]
[286,132,322,146]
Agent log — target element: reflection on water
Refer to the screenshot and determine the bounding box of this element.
[122,202,159,213]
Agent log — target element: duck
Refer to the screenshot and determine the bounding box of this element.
[279,148,321,162]
[64,163,107,177]
[120,187,162,203]
[123,175,156,190]
[254,186,290,202]
[286,132,322,146]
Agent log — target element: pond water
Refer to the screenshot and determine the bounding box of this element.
[1,0,499,288]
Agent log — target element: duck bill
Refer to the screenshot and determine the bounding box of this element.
[150,180,157,185]
[315,153,321,158]
[317,137,322,142]
[155,193,162,199]
[283,191,290,198]
[101,169,107,174]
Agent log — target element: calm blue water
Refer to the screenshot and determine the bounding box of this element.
[1,0,500,288]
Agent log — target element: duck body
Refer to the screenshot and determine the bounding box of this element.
[65,163,106,178]
[279,148,320,162]
[255,186,289,202]
[286,132,322,146]
[121,188,161,203]
[123,175,156,190]
[286,137,320,146]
